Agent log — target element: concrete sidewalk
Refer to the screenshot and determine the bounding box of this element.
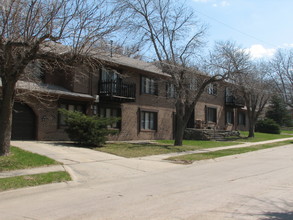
[141,137,293,161]
[1,137,292,179]
[4,141,181,183]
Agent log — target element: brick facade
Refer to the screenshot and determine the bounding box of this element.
[3,54,248,141]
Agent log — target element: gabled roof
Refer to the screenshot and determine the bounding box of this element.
[94,52,170,77]
[0,80,94,100]
[41,42,170,78]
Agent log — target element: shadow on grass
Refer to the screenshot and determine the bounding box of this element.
[127,143,176,150]
[217,136,250,142]
[50,141,176,151]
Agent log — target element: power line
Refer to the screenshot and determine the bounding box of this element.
[193,8,279,48]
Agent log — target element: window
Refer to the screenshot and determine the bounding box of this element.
[207,83,217,95]
[189,78,197,91]
[100,68,120,94]
[140,111,157,130]
[206,107,217,123]
[238,112,246,125]
[166,83,176,98]
[225,87,232,96]
[59,103,85,126]
[99,107,121,129]
[101,68,118,81]
[141,76,158,95]
[226,111,234,124]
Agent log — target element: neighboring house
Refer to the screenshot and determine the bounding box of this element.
[0,53,248,141]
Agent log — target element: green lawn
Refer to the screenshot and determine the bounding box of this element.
[96,131,293,158]
[166,140,293,163]
[0,171,71,192]
[281,130,293,135]
[0,146,60,172]
[96,141,241,158]
[0,146,71,192]
[238,131,292,142]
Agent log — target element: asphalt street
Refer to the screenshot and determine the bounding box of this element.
[0,141,292,220]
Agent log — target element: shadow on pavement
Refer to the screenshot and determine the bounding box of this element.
[260,211,293,220]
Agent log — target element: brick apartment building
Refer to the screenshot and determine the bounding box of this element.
[1,53,248,141]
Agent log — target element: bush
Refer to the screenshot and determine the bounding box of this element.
[59,109,119,147]
[255,118,281,134]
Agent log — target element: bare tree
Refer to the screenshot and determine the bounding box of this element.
[116,0,230,146]
[95,40,143,59]
[210,41,271,137]
[268,49,293,108]
[0,0,122,156]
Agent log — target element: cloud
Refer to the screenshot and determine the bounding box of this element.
[193,0,230,7]
[245,44,276,59]
[213,1,230,7]
[283,43,293,48]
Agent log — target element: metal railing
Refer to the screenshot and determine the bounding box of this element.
[99,80,136,99]
[225,95,245,107]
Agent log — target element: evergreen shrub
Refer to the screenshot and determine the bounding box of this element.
[59,109,119,147]
[255,118,280,134]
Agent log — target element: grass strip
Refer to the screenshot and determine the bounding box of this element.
[238,131,292,142]
[0,171,71,192]
[0,147,60,172]
[97,141,241,158]
[281,130,293,135]
[96,132,293,158]
[166,140,293,164]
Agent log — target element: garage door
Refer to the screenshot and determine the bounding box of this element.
[12,102,36,140]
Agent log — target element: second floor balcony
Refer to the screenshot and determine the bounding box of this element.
[225,95,245,108]
[99,80,136,102]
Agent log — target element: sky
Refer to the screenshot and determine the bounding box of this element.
[187,0,293,59]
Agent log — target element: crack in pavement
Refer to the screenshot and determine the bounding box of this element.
[229,166,291,182]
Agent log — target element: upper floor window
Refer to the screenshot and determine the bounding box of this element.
[207,83,217,96]
[166,83,176,98]
[101,68,119,82]
[141,76,158,95]
[225,87,233,96]
[189,78,198,91]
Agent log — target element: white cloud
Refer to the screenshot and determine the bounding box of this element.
[193,0,230,7]
[246,44,276,59]
[220,1,230,7]
[282,43,293,48]
[213,1,230,7]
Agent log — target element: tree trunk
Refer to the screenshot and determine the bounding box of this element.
[174,115,185,146]
[0,80,17,156]
[174,101,187,146]
[248,120,255,138]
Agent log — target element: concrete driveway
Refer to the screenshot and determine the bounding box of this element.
[0,141,293,220]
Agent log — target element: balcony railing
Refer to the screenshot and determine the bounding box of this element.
[99,80,136,101]
[225,95,245,107]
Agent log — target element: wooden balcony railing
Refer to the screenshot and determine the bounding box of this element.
[99,80,136,101]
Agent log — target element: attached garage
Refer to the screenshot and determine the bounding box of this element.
[12,102,36,140]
